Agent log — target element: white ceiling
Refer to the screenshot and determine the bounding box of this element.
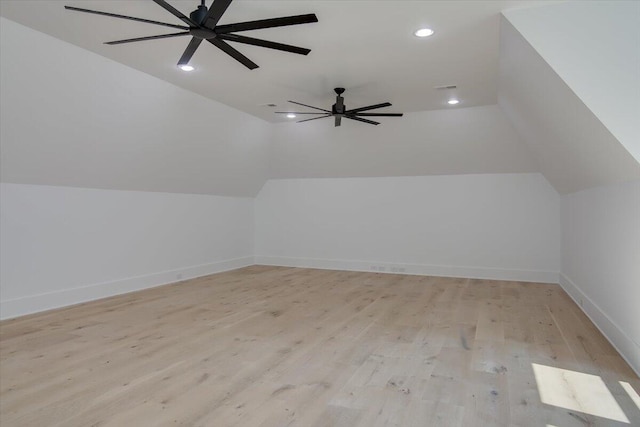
[1,14,539,197]
[3,0,636,197]
[0,0,558,122]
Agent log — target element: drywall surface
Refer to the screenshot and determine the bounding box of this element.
[504,1,640,163]
[269,105,538,179]
[255,173,560,282]
[498,17,640,194]
[0,17,269,197]
[0,183,254,319]
[561,180,640,374]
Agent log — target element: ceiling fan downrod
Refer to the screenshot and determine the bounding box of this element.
[333,87,346,115]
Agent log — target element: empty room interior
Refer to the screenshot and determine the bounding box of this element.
[1,0,639,425]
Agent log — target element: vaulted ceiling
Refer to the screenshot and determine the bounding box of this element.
[1,1,638,196]
[0,0,557,121]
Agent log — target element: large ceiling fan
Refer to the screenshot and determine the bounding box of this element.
[277,88,404,126]
[64,0,318,70]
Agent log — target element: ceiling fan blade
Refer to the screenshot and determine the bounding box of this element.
[215,14,318,34]
[208,38,258,69]
[217,34,311,55]
[335,116,342,127]
[345,102,392,114]
[178,37,203,65]
[345,115,380,125]
[152,0,198,27]
[105,31,190,45]
[64,6,189,30]
[287,101,330,113]
[353,113,404,117]
[297,114,331,123]
[204,0,233,28]
[275,112,326,114]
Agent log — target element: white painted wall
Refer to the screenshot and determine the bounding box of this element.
[0,183,254,319]
[503,1,640,163]
[0,18,270,197]
[0,18,264,319]
[255,173,560,283]
[560,180,640,374]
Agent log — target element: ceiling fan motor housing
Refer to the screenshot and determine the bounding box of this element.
[190,5,209,26]
[332,102,346,115]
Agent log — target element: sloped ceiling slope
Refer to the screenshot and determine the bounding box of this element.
[503,1,640,164]
[498,5,640,194]
[0,18,270,197]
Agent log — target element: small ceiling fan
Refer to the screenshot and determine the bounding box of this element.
[277,88,404,126]
[65,0,318,70]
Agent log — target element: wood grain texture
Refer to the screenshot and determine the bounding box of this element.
[1,266,638,426]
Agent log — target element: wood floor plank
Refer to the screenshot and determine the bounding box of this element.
[1,266,638,426]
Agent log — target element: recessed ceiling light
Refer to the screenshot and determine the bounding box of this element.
[448,99,460,105]
[178,64,195,72]
[286,113,297,119]
[414,28,434,38]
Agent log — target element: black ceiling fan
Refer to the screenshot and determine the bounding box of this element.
[277,88,404,126]
[64,0,318,70]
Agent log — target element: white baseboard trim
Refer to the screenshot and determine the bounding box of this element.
[0,256,254,320]
[254,256,559,284]
[559,273,640,377]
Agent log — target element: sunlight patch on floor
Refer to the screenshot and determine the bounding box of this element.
[620,381,640,411]
[532,363,630,423]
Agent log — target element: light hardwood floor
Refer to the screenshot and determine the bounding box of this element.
[1,266,638,426]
